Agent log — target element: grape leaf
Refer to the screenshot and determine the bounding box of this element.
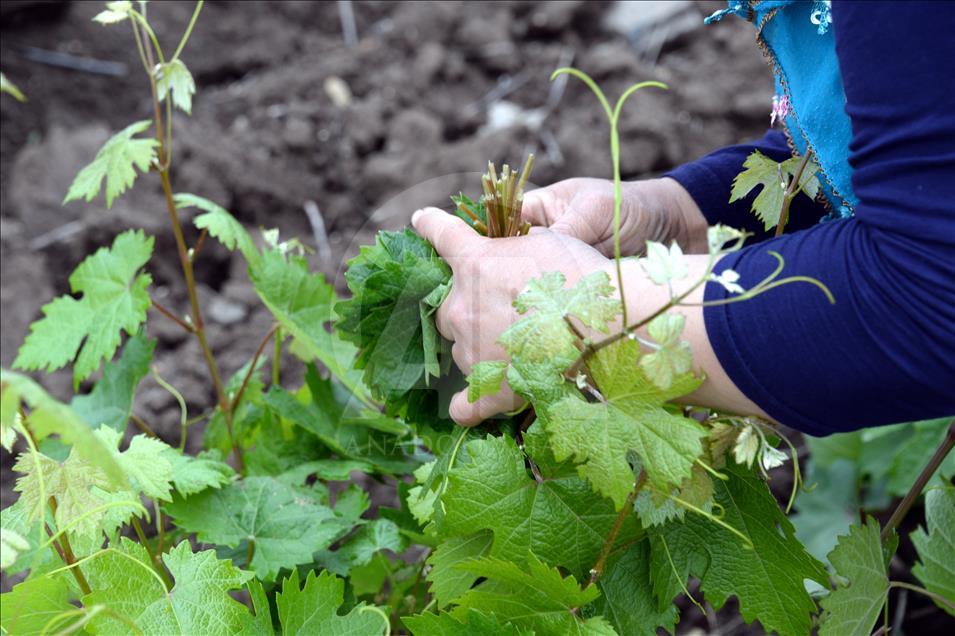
[639,313,693,390]
[92,1,132,24]
[72,333,154,432]
[161,448,236,497]
[274,569,388,635]
[316,518,408,577]
[0,575,79,635]
[13,451,113,538]
[155,59,195,114]
[14,427,173,538]
[818,518,889,636]
[1,370,124,484]
[165,475,352,580]
[64,120,158,208]
[544,338,705,508]
[250,248,369,403]
[591,540,679,636]
[14,229,154,384]
[404,608,529,635]
[437,435,640,579]
[177,193,260,264]
[0,527,30,570]
[500,272,619,377]
[911,486,955,617]
[451,554,616,636]
[336,229,453,408]
[0,500,55,576]
[729,150,820,230]
[427,531,494,608]
[466,361,508,402]
[96,427,175,500]
[83,539,254,635]
[649,462,829,636]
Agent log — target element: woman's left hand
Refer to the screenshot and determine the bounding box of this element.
[411,206,610,425]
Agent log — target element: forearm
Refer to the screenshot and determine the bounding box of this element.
[598,255,769,418]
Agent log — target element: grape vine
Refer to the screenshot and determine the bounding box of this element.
[1,2,953,635]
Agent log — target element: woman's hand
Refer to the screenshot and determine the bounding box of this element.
[521,177,709,256]
[411,206,609,425]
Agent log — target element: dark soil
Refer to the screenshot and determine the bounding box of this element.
[7,2,943,634]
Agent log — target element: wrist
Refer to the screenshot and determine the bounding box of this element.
[629,178,709,254]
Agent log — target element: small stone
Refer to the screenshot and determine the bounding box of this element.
[207,295,247,326]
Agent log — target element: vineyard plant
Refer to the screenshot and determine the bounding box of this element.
[2,3,953,635]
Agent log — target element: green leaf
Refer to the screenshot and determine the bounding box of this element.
[96,427,175,500]
[544,338,705,508]
[92,1,131,24]
[0,576,79,635]
[451,553,616,636]
[437,435,639,579]
[639,241,687,286]
[0,72,26,101]
[263,368,416,475]
[64,120,158,208]
[274,569,388,635]
[13,230,154,384]
[0,501,54,576]
[639,313,693,390]
[251,248,370,404]
[72,333,155,432]
[729,150,820,230]
[336,229,453,408]
[404,608,530,635]
[3,370,125,485]
[591,541,679,636]
[161,448,236,496]
[818,518,889,636]
[0,527,30,570]
[165,476,351,580]
[177,193,260,264]
[500,272,620,385]
[426,531,494,608]
[911,486,955,617]
[83,539,254,635]
[155,59,195,114]
[649,462,829,636]
[512,270,620,333]
[317,518,408,576]
[466,361,508,402]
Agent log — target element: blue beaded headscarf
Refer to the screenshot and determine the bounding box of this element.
[706,0,856,220]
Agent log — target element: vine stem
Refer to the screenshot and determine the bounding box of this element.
[150,298,194,333]
[131,516,173,590]
[230,323,279,412]
[889,580,955,613]
[880,419,955,544]
[775,150,813,237]
[48,497,92,596]
[137,18,243,472]
[588,471,646,587]
[129,414,157,438]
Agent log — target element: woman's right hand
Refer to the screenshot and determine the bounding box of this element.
[521,177,709,256]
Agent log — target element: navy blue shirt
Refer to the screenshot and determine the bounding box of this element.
[667,1,955,436]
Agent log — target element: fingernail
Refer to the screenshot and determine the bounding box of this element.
[411,209,425,228]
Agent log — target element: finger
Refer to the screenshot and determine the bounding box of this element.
[522,183,570,227]
[412,207,481,266]
[435,297,455,341]
[448,386,521,427]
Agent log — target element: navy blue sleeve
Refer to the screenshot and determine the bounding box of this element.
[665,129,823,240]
[701,1,955,435]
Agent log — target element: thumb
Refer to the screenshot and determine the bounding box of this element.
[448,386,521,427]
[412,207,482,265]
